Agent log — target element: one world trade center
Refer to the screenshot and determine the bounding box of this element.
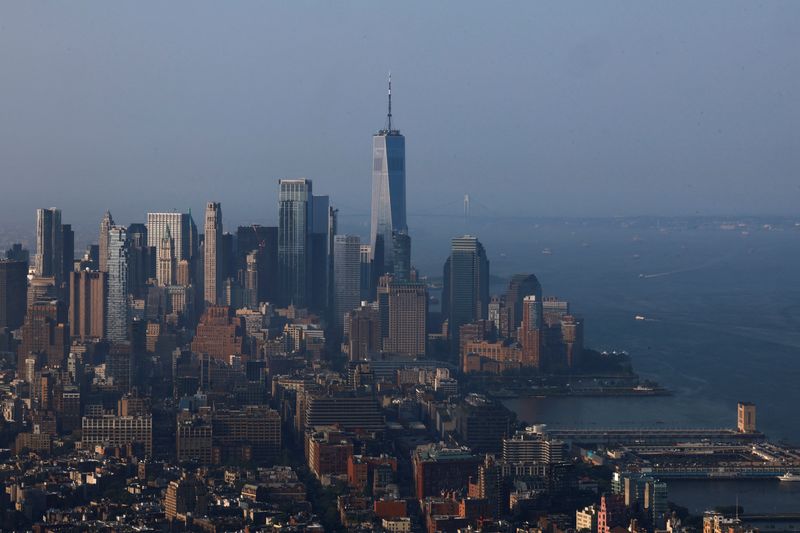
[370,74,408,278]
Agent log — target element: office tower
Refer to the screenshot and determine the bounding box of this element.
[0,260,27,330]
[237,225,279,304]
[107,342,133,392]
[738,402,756,433]
[347,307,381,361]
[35,208,63,285]
[243,251,259,309]
[126,223,150,296]
[298,194,334,313]
[278,179,312,307]
[17,300,69,379]
[370,75,407,276]
[81,413,152,456]
[445,235,489,351]
[106,227,129,342]
[27,277,56,308]
[333,235,361,332]
[505,274,542,337]
[384,279,427,358]
[191,306,245,361]
[359,244,373,300]
[519,295,543,369]
[204,202,222,307]
[68,270,106,340]
[412,443,482,499]
[157,227,176,286]
[5,243,29,263]
[391,230,411,282]
[211,406,281,462]
[98,211,114,272]
[303,393,384,433]
[147,212,192,284]
[454,394,511,453]
[61,223,74,281]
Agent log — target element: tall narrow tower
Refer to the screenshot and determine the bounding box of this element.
[106,226,129,342]
[99,211,114,272]
[370,74,407,276]
[278,179,312,307]
[204,202,222,307]
[35,208,63,284]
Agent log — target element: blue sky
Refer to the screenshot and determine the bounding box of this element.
[0,1,798,235]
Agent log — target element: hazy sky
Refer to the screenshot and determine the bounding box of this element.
[0,1,798,237]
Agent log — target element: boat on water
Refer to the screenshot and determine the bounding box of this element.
[541,248,553,255]
[635,315,646,321]
[778,472,800,482]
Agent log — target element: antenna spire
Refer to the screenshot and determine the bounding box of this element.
[387,72,392,131]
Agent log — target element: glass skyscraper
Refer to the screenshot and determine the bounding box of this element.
[278,178,312,308]
[106,226,129,342]
[370,76,407,276]
[445,235,490,352]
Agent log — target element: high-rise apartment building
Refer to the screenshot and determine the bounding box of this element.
[519,295,543,369]
[204,202,222,307]
[370,76,407,276]
[106,227,129,342]
[333,235,361,332]
[278,179,312,307]
[444,235,489,351]
[68,270,106,340]
[35,208,63,285]
[0,260,28,330]
[99,211,114,272]
[243,251,259,309]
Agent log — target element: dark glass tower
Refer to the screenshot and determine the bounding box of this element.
[445,235,490,352]
[370,75,407,276]
[278,179,312,307]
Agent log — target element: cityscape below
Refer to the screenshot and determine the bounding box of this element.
[0,81,799,533]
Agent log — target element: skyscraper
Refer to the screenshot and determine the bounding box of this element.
[505,274,543,338]
[309,195,331,313]
[204,202,222,307]
[126,223,150,297]
[385,279,427,358]
[519,295,542,369]
[61,223,74,282]
[370,75,407,276]
[35,208,63,285]
[445,235,489,351]
[157,227,176,286]
[333,235,361,332]
[243,251,259,309]
[68,270,106,340]
[0,260,28,331]
[391,230,411,282]
[99,211,114,272]
[147,212,192,284]
[278,179,312,307]
[106,227,129,342]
